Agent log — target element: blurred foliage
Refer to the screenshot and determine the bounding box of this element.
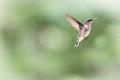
[0,0,120,80]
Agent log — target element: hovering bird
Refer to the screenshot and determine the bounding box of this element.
[65,14,97,47]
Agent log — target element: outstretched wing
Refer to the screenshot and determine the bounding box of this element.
[65,14,84,32]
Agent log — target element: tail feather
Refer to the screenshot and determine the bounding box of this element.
[74,37,84,47]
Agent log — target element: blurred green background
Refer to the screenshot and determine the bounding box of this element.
[0,0,120,80]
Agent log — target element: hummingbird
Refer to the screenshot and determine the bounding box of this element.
[65,14,97,47]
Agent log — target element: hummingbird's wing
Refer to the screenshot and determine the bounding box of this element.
[65,14,84,32]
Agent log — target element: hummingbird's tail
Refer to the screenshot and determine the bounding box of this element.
[74,42,79,47]
[74,37,84,47]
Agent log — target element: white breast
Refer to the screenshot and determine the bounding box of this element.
[84,25,89,29]
[84,25,91,37]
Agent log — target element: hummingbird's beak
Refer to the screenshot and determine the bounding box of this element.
[93,17,99,20]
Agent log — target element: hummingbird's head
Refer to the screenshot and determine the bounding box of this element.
[86,17,98,26]
[87,17,98,22]
[87,17,99,22]
[86,18,94,26]
[87,18,94,22]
